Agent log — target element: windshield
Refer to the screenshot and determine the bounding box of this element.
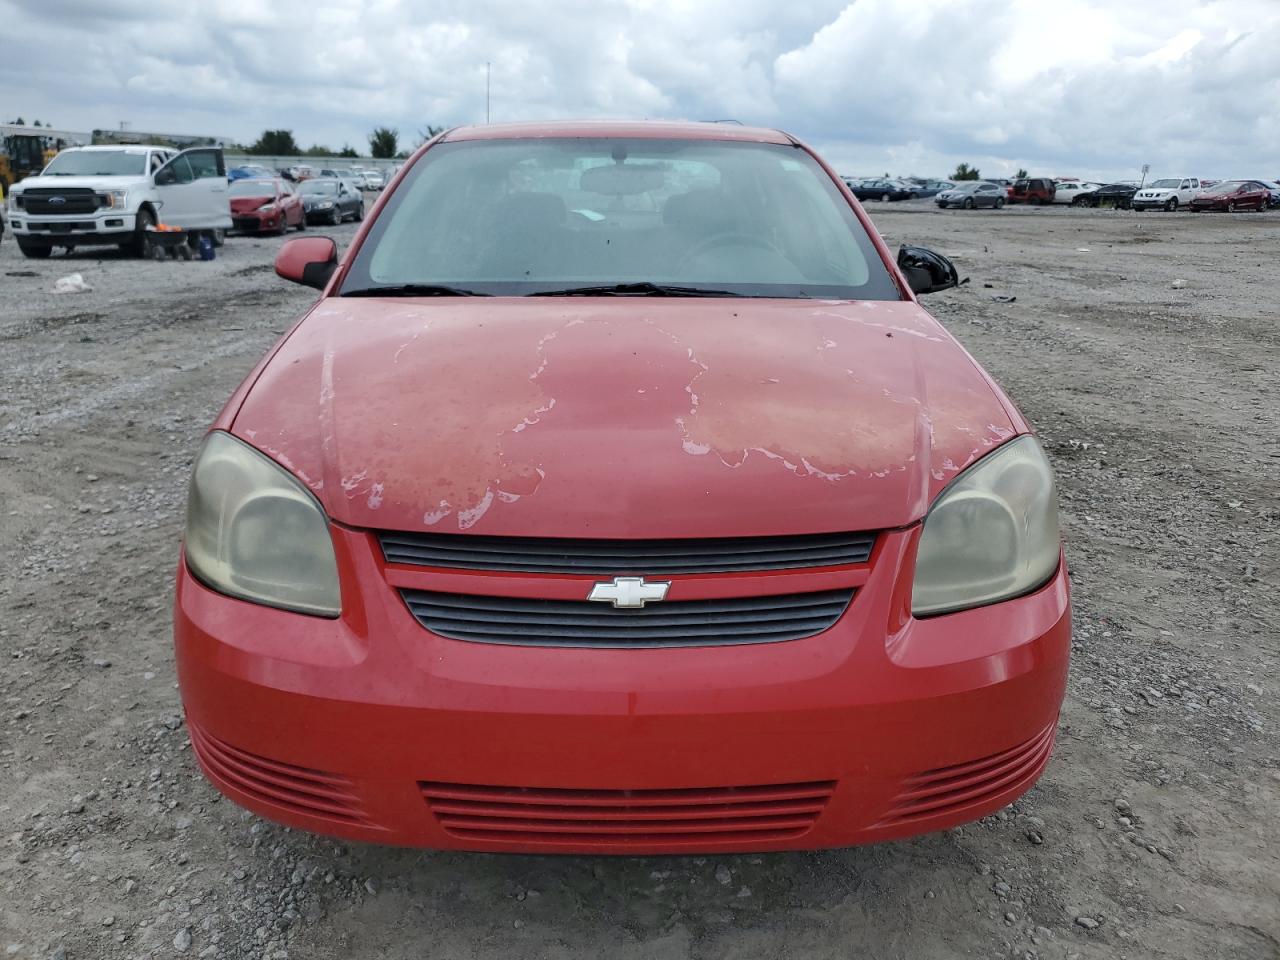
[1150,179,1180,188]
[1216,181,1248,191]
[43,150,147,177]
[301,181,338,195]
[230,180,276,196]
[341,137,900,299]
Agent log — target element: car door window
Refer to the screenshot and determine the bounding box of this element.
[188,151,222,180]
[163,155,195,185]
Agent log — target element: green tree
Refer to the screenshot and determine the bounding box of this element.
[303,144,332,157]
[416,125,444,147]
[338,144,359,158]
[952,162,981,181]
[1015,167,1028,179]
[369,126,399,159]
[248,130,301,155]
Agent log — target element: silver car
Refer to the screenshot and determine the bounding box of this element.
[936,181,1006,209]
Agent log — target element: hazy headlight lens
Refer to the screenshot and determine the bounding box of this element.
[185,431,340,617]
[912,435,1060,616]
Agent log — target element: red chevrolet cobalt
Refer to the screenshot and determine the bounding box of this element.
[175,121,1069,854]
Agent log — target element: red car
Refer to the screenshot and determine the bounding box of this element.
[1006,178,1056,205]
[229,178,305,234]
[1187,180,1272,212]
[175,121,1070,855]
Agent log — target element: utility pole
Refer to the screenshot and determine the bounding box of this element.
[486,62,491,124]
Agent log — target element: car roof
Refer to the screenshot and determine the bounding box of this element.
[68,144,165,153]
[442,119,793,145]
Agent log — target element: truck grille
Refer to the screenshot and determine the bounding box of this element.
[379,530,876,574]
[400,588,854,648]
[21,188,100,216]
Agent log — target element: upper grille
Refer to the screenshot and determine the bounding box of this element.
[401,588,854,648]
[421,779,836,846]
[379,530,876,574]
[21,188,100,216]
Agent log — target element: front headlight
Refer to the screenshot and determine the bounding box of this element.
[912,435,1060,617]
[259,202,276,212]
[184,431,341,617]
[7,191,22,211]
[317,201,334,209]
[99,189,127,209]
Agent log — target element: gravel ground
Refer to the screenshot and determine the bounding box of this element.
[0,204,1277,960]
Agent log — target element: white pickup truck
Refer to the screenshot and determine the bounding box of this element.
[4,144,232,258]
[1131,177,1204,212]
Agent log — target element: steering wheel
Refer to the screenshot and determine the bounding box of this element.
[683,231,785,263]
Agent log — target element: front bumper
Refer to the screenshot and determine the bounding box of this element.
[175,527,1071,854]
[11,211,136,240]
[232,212,282,232]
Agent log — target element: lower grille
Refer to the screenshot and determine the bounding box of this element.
[876,722,1056,827]
[189,721,371,826]
[401,588,854,648]
[29,221,96,232]
[421,780,836,845]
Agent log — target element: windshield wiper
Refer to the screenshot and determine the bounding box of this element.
[341,284,488,298]
[532,282,741,298]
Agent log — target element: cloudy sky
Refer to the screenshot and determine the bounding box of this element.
[4,0,1277,180]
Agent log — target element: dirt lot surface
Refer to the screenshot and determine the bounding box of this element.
[1,205,1277,960]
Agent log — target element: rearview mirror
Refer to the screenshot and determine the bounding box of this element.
[580,163,666,196]
[275,236,339,290]
[155,167,176,186]
[898,245,962,295]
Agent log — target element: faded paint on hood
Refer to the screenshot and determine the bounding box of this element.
[231,298,1017,538]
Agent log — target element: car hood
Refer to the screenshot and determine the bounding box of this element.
[230,196,274,213]
[15,174,151,192]
[231,298,1019,538]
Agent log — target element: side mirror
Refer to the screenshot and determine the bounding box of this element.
[898,245,962,295]
[155,167,176,186]
[275,236,338,290]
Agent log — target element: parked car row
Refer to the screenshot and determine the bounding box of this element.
[842,177,957,202]
[920,174,1280,213]
[0,141,394,257]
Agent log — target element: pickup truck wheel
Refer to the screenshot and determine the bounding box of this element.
[210,229,226,247]
[1165,198,1178,212]
[17,238,53,259]
[129,208,157,258]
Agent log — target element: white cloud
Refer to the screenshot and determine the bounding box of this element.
[2,0,1276,179]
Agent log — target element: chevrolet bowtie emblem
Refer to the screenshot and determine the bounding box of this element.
[587,576,670,609]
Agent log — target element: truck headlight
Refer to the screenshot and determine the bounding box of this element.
[184,431,341,617]
[99,190,127,209]
[912,435,1060,617]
